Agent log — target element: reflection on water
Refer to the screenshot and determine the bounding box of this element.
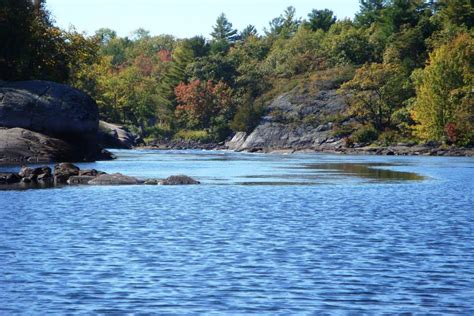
[302,163,425,182]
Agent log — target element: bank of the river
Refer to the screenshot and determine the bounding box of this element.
[138,140,474,157]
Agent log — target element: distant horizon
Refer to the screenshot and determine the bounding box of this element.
[46,0,361,38]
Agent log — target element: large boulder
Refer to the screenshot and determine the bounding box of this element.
[98,121,140,149]
[0,81,114,164]
[0,80,98,140]
[0,127,75,164]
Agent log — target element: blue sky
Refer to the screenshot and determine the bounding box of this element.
[46,0,361,39]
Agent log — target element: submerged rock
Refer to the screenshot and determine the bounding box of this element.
[144,179,160,185]
[1,162,201,189]
[88,173,141,185]
[79,169,105,177]
[0,172,21,184]
[68,175,96,185]
[158,175,200,185]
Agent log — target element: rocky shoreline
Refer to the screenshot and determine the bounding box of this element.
[230,143,474,157]
[0,162,200,190]
[140,139,226,151]
[137,139,474,157]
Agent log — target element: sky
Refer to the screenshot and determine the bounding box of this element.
[46,0,361,39]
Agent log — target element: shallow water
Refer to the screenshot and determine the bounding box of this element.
[1,150,473,314]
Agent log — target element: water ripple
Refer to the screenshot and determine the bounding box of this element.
[1,151,473,314]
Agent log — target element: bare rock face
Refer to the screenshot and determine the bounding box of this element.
[0,127,75,164]
[0,80,98,139]
[225,83,349,152]
[88,173,142,185]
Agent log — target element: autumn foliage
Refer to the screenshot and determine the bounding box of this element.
[175,80,234,129]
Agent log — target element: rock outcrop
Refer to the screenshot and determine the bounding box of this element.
[0,80,114,164]
[0,127,76,164]
[226,82,348,152]
[0,80,98,138]
[98,121,140,149]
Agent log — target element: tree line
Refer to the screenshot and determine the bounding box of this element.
[0,0,472,145]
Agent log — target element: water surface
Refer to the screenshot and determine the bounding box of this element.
[1,150,473,314]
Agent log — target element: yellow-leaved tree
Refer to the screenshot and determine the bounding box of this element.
[411,32,473,145]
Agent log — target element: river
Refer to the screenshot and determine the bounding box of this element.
[1,150,473,314]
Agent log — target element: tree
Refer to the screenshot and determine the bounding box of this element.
[0,0,69,81]
[95,28,117,44]
[340,63,410,130]
[175,80,234,129]
[411,33,473,145]
[265,6,301,39]
[240,25,258,40]
[211,13,239,43]
[157,41,194,107]
[355,0,386,27]
[306,9,336,32]
[437,0,473,28]
[323,21,374,65]
[380,0,426,35]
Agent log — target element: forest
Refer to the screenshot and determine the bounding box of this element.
[1,0,473,146]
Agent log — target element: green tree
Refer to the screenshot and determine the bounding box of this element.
[211,13,239,43]
[354,0,386,27]
[323,21,374,65]
[95,28,117,44]
[240,25,258,40]
[437,0,473,28]
[340,62,410,130]
[411,33,473,145]
[265,6,301,39]
[0,0,69,81]
[306,9,336,32]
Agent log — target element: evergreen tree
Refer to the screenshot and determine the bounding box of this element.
[240,25,258,40]
[306,9,336,32]
[211,13,239,43]
[355,0,386,27]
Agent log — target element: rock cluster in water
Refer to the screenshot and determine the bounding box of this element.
[0,163,200,189]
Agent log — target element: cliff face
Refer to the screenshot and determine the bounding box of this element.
[226,81,349,152]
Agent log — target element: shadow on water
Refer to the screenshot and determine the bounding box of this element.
[300,163,425,182]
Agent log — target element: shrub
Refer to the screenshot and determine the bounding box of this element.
[377,130,399,146]
[230,102,263,133]
[352,125,379,144]
[173,130,210,142]
[331,125,354,138]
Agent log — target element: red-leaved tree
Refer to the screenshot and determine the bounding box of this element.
[174,80,234,129]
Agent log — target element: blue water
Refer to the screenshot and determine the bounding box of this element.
[1,150,473,314]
